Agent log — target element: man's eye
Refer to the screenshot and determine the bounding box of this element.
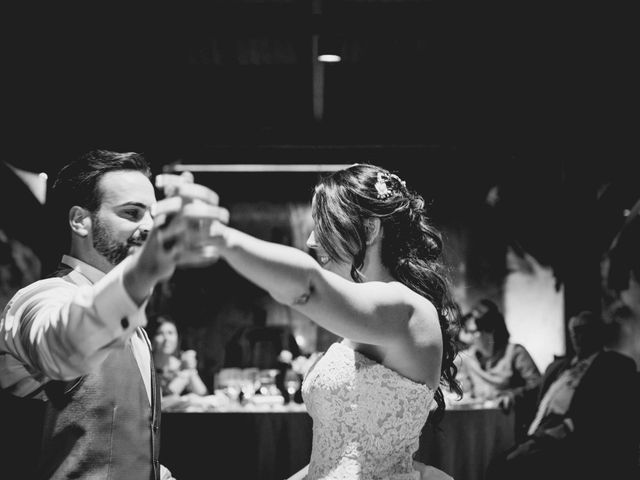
[123,210,143,220]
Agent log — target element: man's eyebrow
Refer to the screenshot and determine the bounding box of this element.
[117,202,149,209]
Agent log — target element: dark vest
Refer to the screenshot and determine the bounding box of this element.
[0,264,161,480]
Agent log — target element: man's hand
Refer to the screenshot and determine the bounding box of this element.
[496,392,515,412]
[172,182,230,268]
[124,181,229,304]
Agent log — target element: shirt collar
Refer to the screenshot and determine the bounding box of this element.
[61,254,106,284]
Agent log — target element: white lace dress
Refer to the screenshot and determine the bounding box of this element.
[301,341,436,480]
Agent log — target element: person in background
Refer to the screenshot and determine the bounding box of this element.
[206,164,459,480]
[485,310,639,480]
[150,316,208,409]
[0,149,226,480]
[457,298,540,438]
[602,197,640,476]
[455,307,476,351]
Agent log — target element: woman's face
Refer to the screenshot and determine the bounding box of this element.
[465,318,495,356]
[153,322,179,355]
[306,229,352,280]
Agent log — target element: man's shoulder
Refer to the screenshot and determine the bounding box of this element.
[543,356,570,376]
[7,277,76,305]
[596,349,636,370]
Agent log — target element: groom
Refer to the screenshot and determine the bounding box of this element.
[0,149,227,479]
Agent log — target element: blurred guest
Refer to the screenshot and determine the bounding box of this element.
[604,197,640,370]
[151,316,208,404]
[457,299,540,437]
[602,197,640,475]
[455,308,476,351]
[486,310,639,480]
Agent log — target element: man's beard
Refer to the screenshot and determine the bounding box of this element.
[92,215,146,266]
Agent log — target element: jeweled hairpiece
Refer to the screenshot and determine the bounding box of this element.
[374,172,407,199]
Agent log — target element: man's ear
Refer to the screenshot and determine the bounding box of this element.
[69,206,91,237]
[364,217,382,246]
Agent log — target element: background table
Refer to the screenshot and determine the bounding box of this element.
[161,406,514,480]
[161,409,312,480]
[416,407,515,480]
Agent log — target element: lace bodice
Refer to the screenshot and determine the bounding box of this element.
[301,341,435,480]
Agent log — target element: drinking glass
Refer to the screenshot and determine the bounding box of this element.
[155,173,220,261]
[284,370,301,401]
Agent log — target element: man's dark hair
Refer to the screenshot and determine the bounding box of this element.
[51,149,151,214]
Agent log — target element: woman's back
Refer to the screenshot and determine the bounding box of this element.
[302,341,435,480]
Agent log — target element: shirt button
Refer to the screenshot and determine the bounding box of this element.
[121,317,129,329]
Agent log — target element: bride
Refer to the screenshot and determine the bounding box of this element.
[200,164,461,479]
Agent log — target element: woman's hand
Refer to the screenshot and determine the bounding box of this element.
[180,349,198,370]
[496,392,515,412]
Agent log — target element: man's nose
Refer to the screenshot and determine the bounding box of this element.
[140,210,154,234]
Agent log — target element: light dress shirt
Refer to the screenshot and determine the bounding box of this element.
[0,254,175,479]
[527,352,598,435]
[0,254,152,404]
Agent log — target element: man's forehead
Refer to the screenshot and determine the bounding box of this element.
[97,170,155,206]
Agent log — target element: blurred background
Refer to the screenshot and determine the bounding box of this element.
[1,1,636,386]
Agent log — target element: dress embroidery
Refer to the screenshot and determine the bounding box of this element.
[301,342,435,479]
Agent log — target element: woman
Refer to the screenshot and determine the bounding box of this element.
[457,299,540,404]
[457,299,540,440]
[150,316,208,406]
[206,164,460,479]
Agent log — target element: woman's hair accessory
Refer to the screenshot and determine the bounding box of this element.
[374,172,406,199]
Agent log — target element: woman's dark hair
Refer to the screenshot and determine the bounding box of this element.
[472,299,510,350]
[148,315,181,357]
[312,163,462,424]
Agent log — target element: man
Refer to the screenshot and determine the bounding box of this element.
[604,198,640,369]
[602,197,640,477]
[0,150,226,479]
[485,310,639,480]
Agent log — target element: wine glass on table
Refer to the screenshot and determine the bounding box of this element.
[240,368,259,404]
[284,369,301,404]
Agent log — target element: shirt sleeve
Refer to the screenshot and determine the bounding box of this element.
[0,257,148,381]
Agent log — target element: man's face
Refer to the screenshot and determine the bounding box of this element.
[90,170,156,266]
[568,315,601,357]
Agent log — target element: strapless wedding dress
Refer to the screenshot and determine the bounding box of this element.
[301,341,436,480]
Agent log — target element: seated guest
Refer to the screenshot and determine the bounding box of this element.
[602,197,640,475]
[456,306,476,352]
[457,299,541,437]
[486,310,639,480]
[150,316,208,408]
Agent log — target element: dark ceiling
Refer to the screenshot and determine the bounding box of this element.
[3,1,637,256]
[4,2,635,174]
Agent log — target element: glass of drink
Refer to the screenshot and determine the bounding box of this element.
[155,172,220,262]
[284,369,301,402]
